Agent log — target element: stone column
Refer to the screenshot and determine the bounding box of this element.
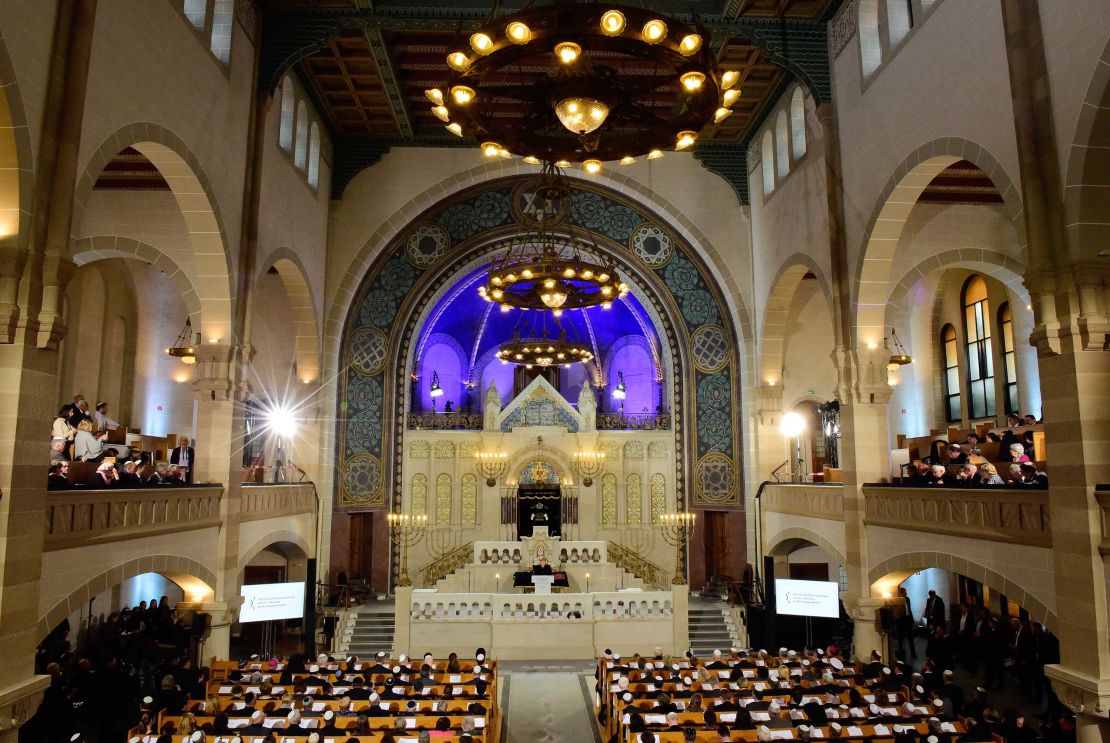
[755,383,786,481]
[671,584,689,654]
[195,601,234,664]
[393,586,413,657]
[847,596,891,662]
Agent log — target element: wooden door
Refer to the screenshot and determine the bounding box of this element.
[702,511,731,580]
[348,512,374,582]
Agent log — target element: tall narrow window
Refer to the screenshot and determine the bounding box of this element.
[775,112,790,178]
[886,0,913,47]
[761,131,775,195]
[999,302,1018,415]
[790,88,807,159]
[859,0,882,76]
[307,123,321,188]
[294,102,308,170]
[183,0,207,31]
[963,276,995,419]
[941,324,961,422]
[279,78,295,151]
[209,0,233,63]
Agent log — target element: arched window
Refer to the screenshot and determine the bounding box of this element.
[775,112,790,179]
[183,0,207,31]
[761,130,775,195]
[962,276,995,419]
[941,324,961,423]
[279,78,295,151]
[998,303,1018,415]
[294,102,308,170]
[859,0,882,76]
[209,0,233,63]
[789,88,807,160]
[307,123,321,188]
[886,0,913,47]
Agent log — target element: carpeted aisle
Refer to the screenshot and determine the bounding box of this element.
[502,665,599,743]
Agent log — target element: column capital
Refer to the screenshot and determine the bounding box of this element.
[1046,664,1110,719]
[191,343,242,402]
[0,674,50,734]
[851,346,894,406]
[757,383,783,422]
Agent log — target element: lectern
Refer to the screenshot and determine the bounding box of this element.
[531,575,555,595]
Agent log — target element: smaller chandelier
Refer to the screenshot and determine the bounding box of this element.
[166,318,196,365]
[887,328,913,368]
[480,260,627,311]
[497,337,594,369]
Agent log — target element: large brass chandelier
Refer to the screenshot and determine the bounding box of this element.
[478,163,628,312]
[427,1,740,170]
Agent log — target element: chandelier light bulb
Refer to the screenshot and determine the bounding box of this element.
[470,32,494,55]
[446,51,471,72]
[506,21,532,44]
[425,88,444,105]
[555,41,582,64]
[642,19,668,44]
[679,33,702,55]
[675,130,697,150]
[555,159,571,168]
[452,85,476,105]
[522,155,541,165]
[714,107,733,124]
[647,149,663,159]
[446,122,463,136]
[680,71,706,92]
[721,70,740,89]
[431,105,450,122]
[554,96,610,134]
[620,156,636,165]
[600,10,626,36]
[482,141,502,157]
[722,88,740,107]
[583,159,602,174]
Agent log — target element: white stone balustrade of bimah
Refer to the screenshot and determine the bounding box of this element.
[409,591,673,621]
[472,540,607,565]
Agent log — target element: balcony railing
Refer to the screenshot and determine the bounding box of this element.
[407,412,483,430]
[240,483,316,522]
[44,486,223,551]
[863,485,1052,547]
[761,483,844,520]
[595,412,671,431]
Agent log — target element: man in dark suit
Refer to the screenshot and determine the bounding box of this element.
[169,435,195,484]
[924,590,946,629]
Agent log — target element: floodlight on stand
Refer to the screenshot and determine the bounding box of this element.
[612,371,627,400]
[429,370,444,398]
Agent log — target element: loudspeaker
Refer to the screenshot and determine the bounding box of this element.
[191,612,210,637]
[879,607,896,631]
[303,558,317,656]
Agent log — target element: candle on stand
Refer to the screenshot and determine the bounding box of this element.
[495,573,500,593]
[585,572,591,593]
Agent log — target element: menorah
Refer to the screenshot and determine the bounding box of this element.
[658,511,696,586]
[617,519,655,556]
[571,450,605,486]
[475,451,508,487]
[387,512,427,587]
[427,522,463,558]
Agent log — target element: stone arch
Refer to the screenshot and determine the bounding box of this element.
[260,249,321,383]
[869,552,1057,627]
[885,248,1029,314]
[37,555,216,642]
[73,123,232,341]
[508,447,571,486]
[0,25,33,247]
[322,159,754,367]
[766,527,846,568]
[760,254,835,386]
[854,138,1025,349]
[1064,32,1110,265]
[239,530,313,571]
[73,236,203,329]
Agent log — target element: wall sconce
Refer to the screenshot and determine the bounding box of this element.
[429,370,444,397]
[612,371,627,400]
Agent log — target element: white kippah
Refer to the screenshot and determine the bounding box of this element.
[191,731,204,742]
[324,711,334,720]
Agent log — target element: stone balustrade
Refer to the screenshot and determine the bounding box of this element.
[1096,486,1110,556]
[863,485,1052,547]
[409,590,674,622]
[761,483,844,520]
[473,540,606,566]
[240,483,317,522]
[43,486,223,550]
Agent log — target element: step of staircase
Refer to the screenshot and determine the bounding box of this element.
[687,606,739,656]
[340,610,396,657]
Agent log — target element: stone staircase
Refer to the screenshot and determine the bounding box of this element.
[688,603,741,656]
[337,607,395,657]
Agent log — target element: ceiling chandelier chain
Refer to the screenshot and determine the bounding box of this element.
[426,0,742,170]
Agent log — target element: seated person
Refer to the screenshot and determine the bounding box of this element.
[1018,462,1048,488]
[946,443,968,465]
[978,463,1004,485]
[89,462,120,488]
[73,418,108,462]
[119,460,143,487]
[48,462,70,490]
[531,555,553,575]
[1022,413,1038,426]
[955,463,979,485]
[1008,443,1031,463]
[93,401,120,432]
[926,464,948,486]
